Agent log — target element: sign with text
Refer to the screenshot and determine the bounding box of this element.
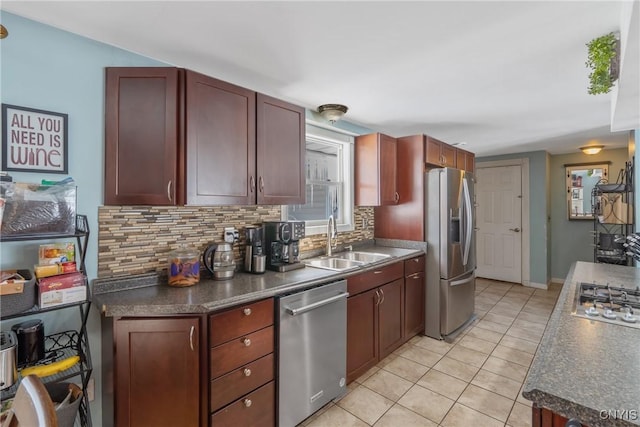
[2,104,68,173]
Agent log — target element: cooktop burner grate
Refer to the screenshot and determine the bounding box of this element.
[572,282,640,329]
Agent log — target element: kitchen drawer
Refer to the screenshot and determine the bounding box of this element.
[347,261,403,296]
[210,326,273,379]
[209,298,274,347]
[404,255,425,276]
[210,353,274,412]
[210,381,275,427]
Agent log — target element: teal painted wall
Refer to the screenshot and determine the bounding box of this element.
[476,151,549,285]
[549,148,629,279]
[0,11,168,424]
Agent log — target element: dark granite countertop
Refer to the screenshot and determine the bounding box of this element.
[93,244,424,317]
[523,261,640,427]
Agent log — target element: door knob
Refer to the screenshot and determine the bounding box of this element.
[509,227,521,232]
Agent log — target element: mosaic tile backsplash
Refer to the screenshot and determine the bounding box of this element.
[97,205,374,278]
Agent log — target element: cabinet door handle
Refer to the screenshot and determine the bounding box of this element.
[379,289,385,305]
[249,176,255,193]
[189,326,195,352]
[243,338,251,347]
[243,308,252,316]
[259,176,264,192]
[413,258,419,263]
[167,180,173,202]
[394,192,400,203]
[375,289,381,305]
[243,399,252,408]
[243,368,252,377]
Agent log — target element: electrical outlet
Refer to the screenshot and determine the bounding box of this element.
[362,217,369,229]
[224,227,239,243]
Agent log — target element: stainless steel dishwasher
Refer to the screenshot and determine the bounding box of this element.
[277,279,348,427]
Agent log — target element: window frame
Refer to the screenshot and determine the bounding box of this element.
[282,121,356,236]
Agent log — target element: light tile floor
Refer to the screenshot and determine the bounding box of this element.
[301,278,562,427]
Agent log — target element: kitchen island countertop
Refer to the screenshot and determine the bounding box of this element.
[523,261,640,427]
[93,244,424,317]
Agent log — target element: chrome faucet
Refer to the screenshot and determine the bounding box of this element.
[326,215,338,256]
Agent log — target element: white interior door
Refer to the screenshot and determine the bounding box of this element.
[476,165,522,283]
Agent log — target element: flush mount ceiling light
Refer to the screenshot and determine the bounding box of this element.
[580,145,604,155]
[317,104,348,123]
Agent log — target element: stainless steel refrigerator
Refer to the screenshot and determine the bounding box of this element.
[425,167,476,341]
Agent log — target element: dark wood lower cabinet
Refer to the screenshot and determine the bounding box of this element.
[532,404,587,427]
[210,381,275,427]
[404,271,425,338]
[378,279,404,360]
[346,289,379,383]
[113,317,201,427]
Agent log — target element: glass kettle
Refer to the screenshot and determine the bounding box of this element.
[203,242,235,280]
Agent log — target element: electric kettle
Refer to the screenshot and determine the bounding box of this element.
[203,243,236,280]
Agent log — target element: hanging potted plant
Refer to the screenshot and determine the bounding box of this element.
[585,32,620,95]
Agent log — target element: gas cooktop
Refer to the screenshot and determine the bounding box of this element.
[572,281,640,329]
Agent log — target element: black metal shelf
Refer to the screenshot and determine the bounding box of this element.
[592,160,634,266]
[0,214,93,427]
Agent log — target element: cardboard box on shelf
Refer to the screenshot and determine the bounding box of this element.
[38,272,86,308]
[38,242,75,265]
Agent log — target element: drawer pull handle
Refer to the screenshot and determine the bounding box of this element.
[244,368,252,377]
[414,258,419,263]
[373,271,382,274]
[243,308,252,316]
[244,399,252,408]
[243,338,251,347]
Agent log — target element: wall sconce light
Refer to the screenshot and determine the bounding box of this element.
[317,104,348,123]
[580,145,604,155]
[0,25,8,40]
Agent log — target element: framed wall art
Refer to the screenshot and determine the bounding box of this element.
[2,104,68,174]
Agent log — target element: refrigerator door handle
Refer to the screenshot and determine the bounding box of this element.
[450,273,475,287]
[462,177,473,266]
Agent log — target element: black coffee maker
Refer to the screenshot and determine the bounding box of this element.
[244,225,266,274]
[264,221,305,272]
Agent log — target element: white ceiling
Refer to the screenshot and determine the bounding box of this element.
[2,1,639,157]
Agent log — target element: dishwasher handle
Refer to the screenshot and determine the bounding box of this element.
[285,292,349,316]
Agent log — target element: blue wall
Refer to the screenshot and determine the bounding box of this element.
[476,151,549,285]
[549,148,629,279]
[0,11,168,424]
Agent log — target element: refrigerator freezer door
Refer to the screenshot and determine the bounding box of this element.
[440,271,475,336]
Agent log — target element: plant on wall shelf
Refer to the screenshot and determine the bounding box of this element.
[585,32,620,95]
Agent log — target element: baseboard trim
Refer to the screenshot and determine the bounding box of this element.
[523,281,548,290]
[551,277,565,284]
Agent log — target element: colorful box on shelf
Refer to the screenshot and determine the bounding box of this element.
[34,262,77,279]
[38,242,75,265]
[38,272,86,308]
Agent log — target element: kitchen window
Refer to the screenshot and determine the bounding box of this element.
[282,123,354,235]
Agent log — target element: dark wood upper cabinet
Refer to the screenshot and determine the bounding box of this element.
[456,147,475,173]
[425,135,456,168]
[105,67,181,205]
[374,134,425,241]
[104,67,304,206]
[185,70,256,205]
[256,94,305,205]
[355,133,398,206]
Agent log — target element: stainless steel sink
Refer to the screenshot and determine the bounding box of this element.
[305,251,391,271]
[333,251,391,263]
[305,257,365,271]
